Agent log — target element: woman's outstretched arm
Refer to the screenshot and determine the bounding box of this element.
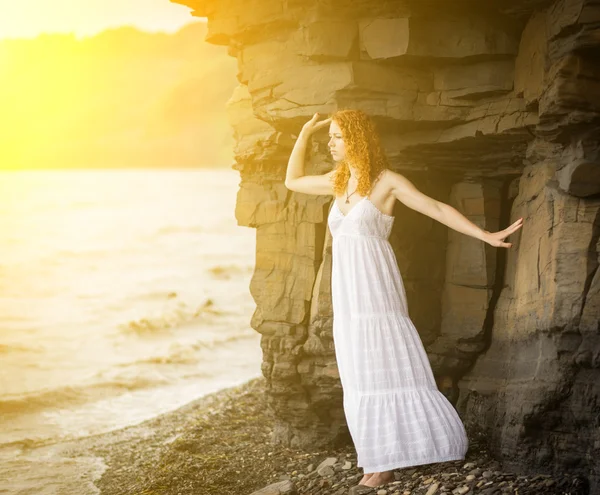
[388,170,523,248]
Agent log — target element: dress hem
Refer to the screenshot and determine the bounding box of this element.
[360,451,466,474]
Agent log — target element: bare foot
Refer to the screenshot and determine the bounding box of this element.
[358,473,374,485]
[363,470,395,487]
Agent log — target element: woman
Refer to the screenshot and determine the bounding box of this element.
[284,109,523,488]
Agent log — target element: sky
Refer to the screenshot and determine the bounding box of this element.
[0,0,202,39]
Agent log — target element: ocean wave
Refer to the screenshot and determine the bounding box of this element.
[154,225,204,236]
[207,263,253,280]
[0,435,58,452]
[52,248,112,260]
[136,290,179,301]
[0,373,172,416]
[118,297,227,335]
[0,343,44,354]
[128,332,257,366]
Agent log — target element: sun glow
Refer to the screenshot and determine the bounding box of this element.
[0,4,236,170]
[0,0,195,40]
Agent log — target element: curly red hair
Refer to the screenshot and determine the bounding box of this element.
[330,109,389,197]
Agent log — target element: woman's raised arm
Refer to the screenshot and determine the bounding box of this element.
[284,113,334,196]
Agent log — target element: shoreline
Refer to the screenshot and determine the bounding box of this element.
[8,376,589,495]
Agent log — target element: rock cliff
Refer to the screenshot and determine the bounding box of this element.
[173,0,600,488]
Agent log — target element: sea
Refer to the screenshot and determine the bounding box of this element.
[0,168,262,492]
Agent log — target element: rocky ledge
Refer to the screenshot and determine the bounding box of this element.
[65,377,588,494]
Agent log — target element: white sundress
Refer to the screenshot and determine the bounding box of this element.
[327,194,469,474]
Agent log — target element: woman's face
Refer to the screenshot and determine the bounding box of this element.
[328,120,346,162]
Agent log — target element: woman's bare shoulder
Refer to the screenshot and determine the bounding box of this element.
[378,169,420,204]
[377,168,401,192]
[381,168,408,180]
[379,168,404,182]
[382,169,415,190]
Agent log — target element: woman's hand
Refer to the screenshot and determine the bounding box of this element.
[482,218,524,248]
[300,113,331,138]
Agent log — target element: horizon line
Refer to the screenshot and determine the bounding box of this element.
[0,19,208,42]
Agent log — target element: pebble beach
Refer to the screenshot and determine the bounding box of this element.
[15,376,589,495]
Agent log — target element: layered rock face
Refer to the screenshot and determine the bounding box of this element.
[175,0,600,487]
